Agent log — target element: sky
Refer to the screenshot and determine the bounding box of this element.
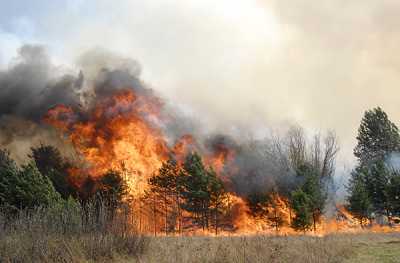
[1,0,400,167]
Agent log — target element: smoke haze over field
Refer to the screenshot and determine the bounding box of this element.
[1,0,400,169]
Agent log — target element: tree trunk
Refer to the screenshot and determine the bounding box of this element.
[153,194,157,237]
[215,205,218,236]
[312,212,317,233]
[164,192,168,235]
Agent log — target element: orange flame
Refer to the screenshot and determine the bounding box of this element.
[45,89,169,195]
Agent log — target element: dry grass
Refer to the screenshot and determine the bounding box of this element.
[138,233,400,263]
[0,201,146,263]
[2,203,400,263]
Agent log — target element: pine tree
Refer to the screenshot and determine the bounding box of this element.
[346,166,372,226]
[180,152,211,230]
[98,170,128,216]
[30,144,76,199]
[148,158,182,234]
[385,171,400,219]
[354,107,400,165]
[180,152,228,232]
[365,161,390,214]
[0,149,61,213]
[295,163,326,232]
[208,168,228,235]
[290,189,313,231]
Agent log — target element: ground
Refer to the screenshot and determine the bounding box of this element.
[132,232,400,263]
[346,240,400,263]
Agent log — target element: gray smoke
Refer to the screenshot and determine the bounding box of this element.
[0,44,340,206]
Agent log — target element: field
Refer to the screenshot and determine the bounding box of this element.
[136,233,400,263]
[2,224,400,263]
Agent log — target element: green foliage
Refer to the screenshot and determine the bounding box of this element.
[98,170,128,211]
[354,107,400,164]
[30,144,76,199]
[290,189,313,231]
[148,158,182,233]
[291,163,326,231]
[365,161,390,213]
[346,166,372,225]
[348,107,400,221]
[156,152,227,231]
[0,149,61,213]
[0,149,18,207]
[385,171,400,217]
[149,158,181,197]
[180,153,211,225]
[207,168,228,234]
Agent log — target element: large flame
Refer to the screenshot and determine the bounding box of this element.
[45,89,170,195]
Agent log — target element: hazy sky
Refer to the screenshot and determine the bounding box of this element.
[1,0,400,165]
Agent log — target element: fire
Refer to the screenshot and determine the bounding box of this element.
[205,143,235,174]
[172,134,197,164]
[45,89,170,195]
[44,86,400,236]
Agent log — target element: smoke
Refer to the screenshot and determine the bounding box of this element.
[0,45,80,121]
[3,1,400,167]
[3,0,399,202]
[385,152,400,171]
[0,45,82,160]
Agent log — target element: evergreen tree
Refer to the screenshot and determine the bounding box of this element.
[365,161,390,214]
[294,163,326,231]
[180,152,211,230]
[30,144,75,199]
[98,170,128,215]
[290,189,313,231]
[208,168,228,235]
[180,152,228,232]
[354,107,400,164]
[148,158,182,234]
[346,166,372,226]
[385,171,400,218]
[0,149,19,208]
[0,149,61,213]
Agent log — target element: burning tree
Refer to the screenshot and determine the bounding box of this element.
[246,191,289,232]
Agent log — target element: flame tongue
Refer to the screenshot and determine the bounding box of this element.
[45,89,169,195]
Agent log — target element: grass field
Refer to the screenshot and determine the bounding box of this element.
[345,238,400,263]
[133,233,400,263]
[2,207,400,262]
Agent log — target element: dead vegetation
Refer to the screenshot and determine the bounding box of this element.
[0,202,146,262]
[138,233,400,263]
[1,203,400,263]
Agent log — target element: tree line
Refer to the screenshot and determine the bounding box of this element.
[1,106,398,234]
